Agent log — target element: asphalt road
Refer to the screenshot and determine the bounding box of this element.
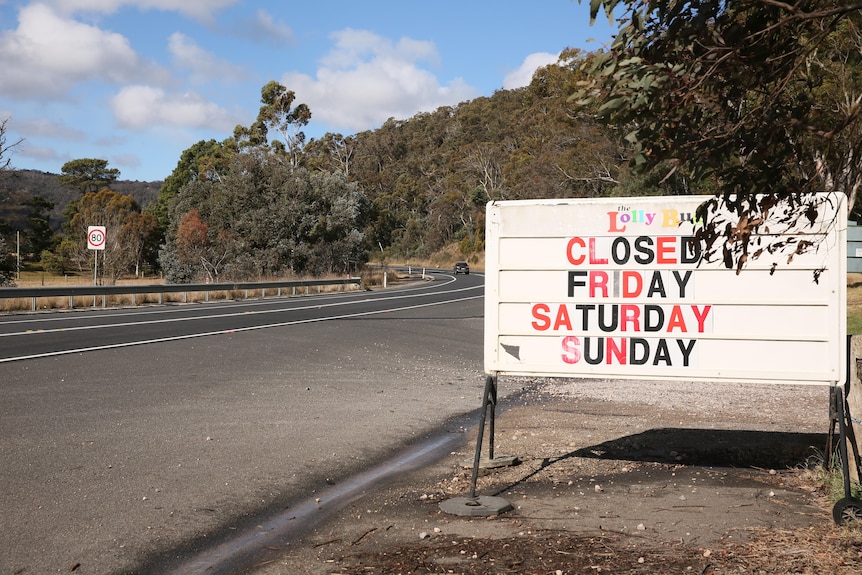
[0,271,492,574]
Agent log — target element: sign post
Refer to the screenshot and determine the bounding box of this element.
[442,193,851,519]
[87,226,106,288]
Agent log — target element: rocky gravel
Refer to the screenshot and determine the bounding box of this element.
[244,377,862,574]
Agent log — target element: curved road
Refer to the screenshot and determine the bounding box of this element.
[1,271,490,574]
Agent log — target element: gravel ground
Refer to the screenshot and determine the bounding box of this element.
[243,377,862,574]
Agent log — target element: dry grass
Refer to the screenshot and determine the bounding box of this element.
[849,274,862,334]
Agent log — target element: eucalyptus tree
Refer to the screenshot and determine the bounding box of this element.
[577,0,862,271]
[150,139,234,231]
[234,81,312,168]
[161,152,368,282]
[58,158,120,194]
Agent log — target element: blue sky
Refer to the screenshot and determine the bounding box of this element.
[0,1,618,182]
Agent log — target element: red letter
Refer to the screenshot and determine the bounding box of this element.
[589,237,608,264]
[607,211,626,232]
[691,305,712,333]
[656,236,676,264]
[606,337,627,364]
[566,237,586,265]
[666,305,687,332]
[622,271,642,298]
[553,305,573,331]
[589,271,609,298]
[531,303,550,331]
[620,304,641,332]
[561,336,581,364]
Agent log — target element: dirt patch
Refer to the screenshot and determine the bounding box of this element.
[244,380,862,574]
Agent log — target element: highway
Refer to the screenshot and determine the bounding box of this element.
[1,270,488,574]
[0,272,481,362]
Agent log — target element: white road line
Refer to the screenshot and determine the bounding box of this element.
[0,273,464,326]
[0,295,483,363]
[0,283,481,337]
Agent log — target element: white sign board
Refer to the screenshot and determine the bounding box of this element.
[87,226,106,250]
[484,194,847,386]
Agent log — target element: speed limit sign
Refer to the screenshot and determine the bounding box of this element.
[87,226,106,250]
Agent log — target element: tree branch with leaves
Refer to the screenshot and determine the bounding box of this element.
[577,0,862,271]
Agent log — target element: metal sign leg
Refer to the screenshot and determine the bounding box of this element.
[830,385,862,525]
[439,375,514,517]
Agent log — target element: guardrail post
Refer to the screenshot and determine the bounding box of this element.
[32,297,36,312]
[159,292,163,305]
[69,295,73,309]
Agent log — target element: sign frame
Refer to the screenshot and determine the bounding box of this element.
[484,194,847,386]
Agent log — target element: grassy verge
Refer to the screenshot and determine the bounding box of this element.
[849,273,862,334]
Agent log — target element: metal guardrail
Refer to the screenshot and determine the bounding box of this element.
[0,277,362,311]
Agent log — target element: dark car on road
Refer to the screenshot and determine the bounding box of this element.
[454,261,470,274]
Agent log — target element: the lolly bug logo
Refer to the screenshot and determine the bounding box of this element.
[606,205,703,233]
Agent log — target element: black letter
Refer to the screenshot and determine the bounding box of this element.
[575,304,595,330]
[634,236,655,265]
[584,337,604,365]
[644,305,664,332]
[646,271,667,298]
[568,271,587,297]
[672,270,692,298]
[652,339,672,366]
[677,339,696,367]
[598,305,619,332]
[681,236,701,264]
[611,237,631,265]
[629,338,650,365]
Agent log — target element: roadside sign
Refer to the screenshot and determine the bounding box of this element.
[87,226,106,250]
[484,194,847,386]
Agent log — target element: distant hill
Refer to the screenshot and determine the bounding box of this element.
[0,169,162,232]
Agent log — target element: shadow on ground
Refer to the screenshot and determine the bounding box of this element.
[488,428,828,498]
[567,428,827,467]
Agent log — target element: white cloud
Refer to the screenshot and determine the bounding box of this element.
[502,51,560,90]
[43,0,238,23]
[110,85,239,131]
[282,29,478,133]
[168,32,247,83]
[14,117,86,140]
[0,3,169,99]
